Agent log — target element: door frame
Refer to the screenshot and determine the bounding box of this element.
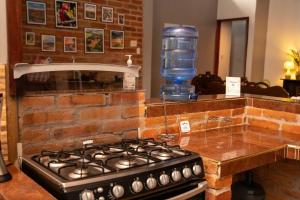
[214,17,249,77]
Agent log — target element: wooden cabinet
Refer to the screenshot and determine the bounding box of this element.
[282,79,300,96]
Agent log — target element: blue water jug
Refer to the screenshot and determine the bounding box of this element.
[161,26,198,101]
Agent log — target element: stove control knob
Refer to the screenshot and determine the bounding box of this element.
[159,174,170,185]
[97,187,104,193]
[171,170,182,182]
[80,189,95,200]
[132,180,143,193]
[193,164,202,175]
[182,167,192,179]
[112,185,125,199]
[146,177,157,189]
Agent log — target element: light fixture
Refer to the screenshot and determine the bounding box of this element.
[284,60,295,79]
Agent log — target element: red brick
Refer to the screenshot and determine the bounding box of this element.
[122,105,145,119]
[248,118,280,130]
[57,95,72,107]
[206,174,232,189]
[47,110,74,123]
[102,118,140,132]
[22,129,49,143]
[206,189,231,200]
[282,124,300,134]
[53,124,100,139]
[80,106,121,121]
[263,109,298,122]
[121,92,145,105]
[232,108,245,116]
[21,96,54,109]
[246,107,262,116]
[145,116,177,127]
[22,112,47,126]
[72,94,106,105]
[208,109,232,117]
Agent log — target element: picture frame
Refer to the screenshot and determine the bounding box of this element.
[25,32,35,46]
[41,35,56,52]
[110,30,124,49]
[55,0,78,28]
[26,1,47,25]
[102,7,113,23]
[64,37,77,53]
[84,3,97,20]
[85,28,104,53]
[118,14,125,25]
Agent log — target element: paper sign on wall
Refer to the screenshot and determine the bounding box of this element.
[180,120,191,133]
[226,77,241,96]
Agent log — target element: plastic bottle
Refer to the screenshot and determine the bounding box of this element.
[161,26,198,101]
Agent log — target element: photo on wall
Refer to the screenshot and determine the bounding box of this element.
[110,30,124,49]
[55,0,77,28]
[41,35,56,52]
[84,3,97,20]
[26,32,35,46]
[85,28,104,53]
[26,1,47,25]
[64,37,77,53]
[101,7,113,23]
[118,14,125,25]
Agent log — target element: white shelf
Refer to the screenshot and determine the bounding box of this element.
[14,63,141,79]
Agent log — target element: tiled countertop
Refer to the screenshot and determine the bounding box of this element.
[173,125,299,177]
[0,165,55,200]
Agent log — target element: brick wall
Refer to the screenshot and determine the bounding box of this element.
[22,0,143,66]
[142,108,246,138]
[246,98,300,139]
[18,91,145,155]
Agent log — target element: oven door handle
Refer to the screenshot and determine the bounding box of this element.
[167,181,207,200]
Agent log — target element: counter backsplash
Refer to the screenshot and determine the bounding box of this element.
[18,90,145,155]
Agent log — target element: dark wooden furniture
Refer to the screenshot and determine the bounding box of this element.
[282,79,300,96]
[192,72,289,98]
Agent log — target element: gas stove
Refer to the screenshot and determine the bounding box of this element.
[22,138,206,200]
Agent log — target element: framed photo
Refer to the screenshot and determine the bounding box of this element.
[55,0,77,28]
[85,28,104,53]
[41,35,56,52]
[25,32,35,46]
[26,1,46,25]
[102,7,113,23]
[110,30,124,49]
[64,37,77,53]
[118,14,125,25]
[84,3,96,20]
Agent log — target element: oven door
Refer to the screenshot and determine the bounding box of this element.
[137,180,207,200]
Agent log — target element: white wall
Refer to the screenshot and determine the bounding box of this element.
[217,0,257,80]
[151,0,218,98]
[143,0,153,99]
[0,0,7,64]
[264,0,300,86]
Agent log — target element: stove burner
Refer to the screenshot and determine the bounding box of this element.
[151,150,172,160]
[68,167,89,179]
[129,144,146,152]
[115,157,137,169]
[93,150,109,160]
[47,160,68,169]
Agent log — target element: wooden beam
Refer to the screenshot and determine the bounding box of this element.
[6,0,23,162]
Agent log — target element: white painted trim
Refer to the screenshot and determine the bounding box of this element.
[14,63,141,79]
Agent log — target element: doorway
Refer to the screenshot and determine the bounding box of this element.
[214,17,249,80]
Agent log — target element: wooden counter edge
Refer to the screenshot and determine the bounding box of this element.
[0,165,56,200]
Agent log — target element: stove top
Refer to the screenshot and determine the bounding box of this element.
[22,138,205,200]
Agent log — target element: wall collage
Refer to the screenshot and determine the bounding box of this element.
[25,0,126,54]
